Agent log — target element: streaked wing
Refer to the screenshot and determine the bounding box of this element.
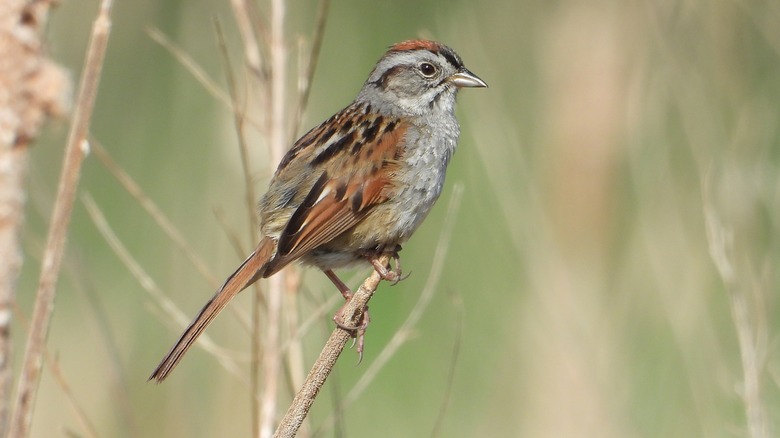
[263,104,408,276]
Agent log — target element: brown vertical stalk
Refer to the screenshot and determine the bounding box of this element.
[8,1,113,436]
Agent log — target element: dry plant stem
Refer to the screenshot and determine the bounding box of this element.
[259,0,288,436]
[9,2,113,437]
[274,262,386,438]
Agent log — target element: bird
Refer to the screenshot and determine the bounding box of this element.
[149,39,486,382]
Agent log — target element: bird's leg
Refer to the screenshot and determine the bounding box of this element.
[324,268,353,301]
[323,269,369,361]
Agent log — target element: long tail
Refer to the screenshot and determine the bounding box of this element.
[149,238,275,382]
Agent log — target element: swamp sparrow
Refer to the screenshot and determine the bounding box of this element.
[150,39,486,382]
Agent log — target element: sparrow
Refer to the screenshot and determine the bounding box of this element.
[149,39,486,382]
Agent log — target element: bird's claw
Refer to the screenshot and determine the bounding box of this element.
[333,302,370,361]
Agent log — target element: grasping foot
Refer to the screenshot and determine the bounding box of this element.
[324,269,370,362]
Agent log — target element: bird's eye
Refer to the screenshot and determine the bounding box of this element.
[418,62,438,78]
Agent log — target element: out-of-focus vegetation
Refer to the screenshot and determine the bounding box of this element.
[17,0,779,436]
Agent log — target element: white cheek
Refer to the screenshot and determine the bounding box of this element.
[395,89,442,116]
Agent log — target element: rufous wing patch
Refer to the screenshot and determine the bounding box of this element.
[268,118,408,274]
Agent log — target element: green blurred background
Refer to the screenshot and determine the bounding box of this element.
[18,0,779,436]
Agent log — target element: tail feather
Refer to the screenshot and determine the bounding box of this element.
[149,238,275,382]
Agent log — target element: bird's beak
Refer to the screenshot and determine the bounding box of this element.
[448,69,488,88]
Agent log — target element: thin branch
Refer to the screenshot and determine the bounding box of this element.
[8,2,113,436]
[274,259,387,438]
[348,185,463,401]
[317,184,464,434]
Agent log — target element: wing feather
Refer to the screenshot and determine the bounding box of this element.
[264,109,407,276]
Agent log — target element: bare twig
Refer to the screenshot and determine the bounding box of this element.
[8,2,113,436]
[316,185,463,435]
[274,259,387,438]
